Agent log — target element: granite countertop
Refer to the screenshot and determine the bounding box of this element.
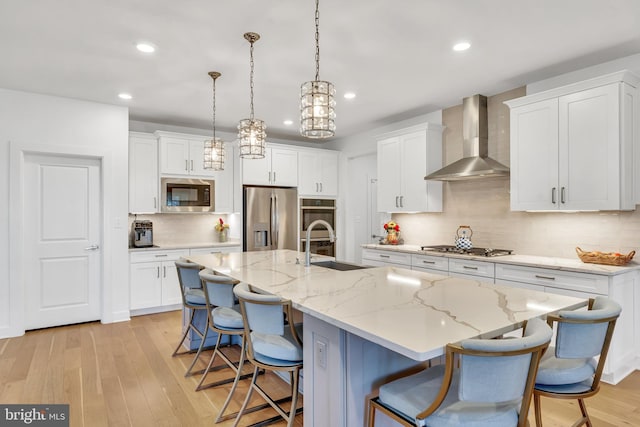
[362,244,639,276]
[188,249,586,361]
[129,240,242,252]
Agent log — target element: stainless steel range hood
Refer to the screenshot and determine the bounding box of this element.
[425,94,509,181]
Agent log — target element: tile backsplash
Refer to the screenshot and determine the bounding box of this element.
[128,213,241,247]
[394,87,640,259]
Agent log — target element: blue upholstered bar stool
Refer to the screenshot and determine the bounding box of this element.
[172,259,209,377]
[368,317,553,427]
[533,296,622,427]
[232,282,303,427]
[196,269,253,423]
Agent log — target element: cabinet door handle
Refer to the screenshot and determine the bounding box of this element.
[157,266,160,278]
[316,183,319,192]
[561,187,566,204]
[395,196,399,207]
[185,160,188,171]
[273,171,276,182]
[153,197,157,209]
[379,254,390,258]
[268,171,272,182]
[463,265,478,270]
[320,183,323,192]
[163,266,166,278]
[535,274,556,280]
[154,254,168,258]
[551,187,557,204]
[422,260,436,265]
[400,196,404,207]
[190,160,194,171]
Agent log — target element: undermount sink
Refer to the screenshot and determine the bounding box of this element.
[311,260,370,271]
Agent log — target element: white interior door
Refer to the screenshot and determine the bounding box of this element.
[23,154,102,329]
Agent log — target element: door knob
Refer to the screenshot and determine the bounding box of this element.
[84,244,100,251]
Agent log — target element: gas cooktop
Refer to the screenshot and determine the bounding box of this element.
[421,245,513,257]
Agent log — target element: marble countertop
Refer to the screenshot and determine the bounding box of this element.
[188,249,586,361]
[363,244,639,276]
[129,240,242,252]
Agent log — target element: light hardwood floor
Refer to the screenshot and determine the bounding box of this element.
[0,310,638,426]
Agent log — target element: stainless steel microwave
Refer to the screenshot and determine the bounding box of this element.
[161,177,215,213]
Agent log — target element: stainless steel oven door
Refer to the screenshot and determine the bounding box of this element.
[301,238,335,257]
[161,177,215,213]
[300,198,336,239]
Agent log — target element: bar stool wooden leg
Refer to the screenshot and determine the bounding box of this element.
[184,315,210,377]
[172,309,195,357]
[232,365,259,427]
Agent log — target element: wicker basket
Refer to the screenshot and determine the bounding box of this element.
[575,247,635,266]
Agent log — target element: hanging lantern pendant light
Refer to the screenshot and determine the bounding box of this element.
[300,0,335,139]
[238,32,267,159]
[203,71,225,171]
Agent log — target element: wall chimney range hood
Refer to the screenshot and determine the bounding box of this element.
[425,94,509,181]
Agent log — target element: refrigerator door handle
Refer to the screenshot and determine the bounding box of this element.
[273,193,279,248]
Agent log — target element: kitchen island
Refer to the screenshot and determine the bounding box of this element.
[188,250,586,427]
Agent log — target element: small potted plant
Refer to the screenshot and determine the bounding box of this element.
[383,221,400,245]
[215,218,230,242]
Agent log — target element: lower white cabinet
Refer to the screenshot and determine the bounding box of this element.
[494,263,637,385]
[129,245,242,315]
[130,249,188,313]
[189,245,242,255]
[448,258,495,282]
[361,248,411,268]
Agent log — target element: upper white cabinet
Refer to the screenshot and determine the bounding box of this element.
[376,124,444,212]
[129,132,158,213]
[210,143,237,213]
[298,148,339,196]
[506,71,639,211]
[242,145,298,187]
[156,131,216,177]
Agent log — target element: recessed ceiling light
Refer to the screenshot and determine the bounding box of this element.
[118,93,132,100]
[344,92,356,100]
[136,42,156,53]
[453,41,471,51]
[283,119,294,126]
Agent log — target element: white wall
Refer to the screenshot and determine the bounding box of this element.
[0,88,129,338]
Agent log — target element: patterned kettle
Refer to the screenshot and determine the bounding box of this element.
[455,225,473,250]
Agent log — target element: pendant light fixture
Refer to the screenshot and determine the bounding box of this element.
[300,0,335,139]
[203,71,225,170]
[238,32,266,159]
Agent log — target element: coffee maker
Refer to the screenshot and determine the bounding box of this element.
[131,220,154,248]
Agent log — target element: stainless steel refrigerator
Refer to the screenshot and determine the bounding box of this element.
[243,186,298,251]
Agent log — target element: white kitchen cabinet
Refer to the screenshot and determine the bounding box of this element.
[298,148,339,196]
[129,132,158,213]
[411,253,448,274]
[361,248,411,268]
[210,143,237,213]
[506,71,638,211]
[129,249,189,314]
[494,263,637,384]
[448,258,495,282]
[189,245,242,255]
[242,145,298,186]
[376,124,443,213]
[156,131,216,177]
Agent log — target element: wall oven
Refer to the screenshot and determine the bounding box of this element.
[300,198,336,257]
[161,177,215,213]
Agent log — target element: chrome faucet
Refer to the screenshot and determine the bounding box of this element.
[305,219,336,266]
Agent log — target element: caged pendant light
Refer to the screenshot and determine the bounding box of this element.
[238,32,267,159]
[203,71,225,170]
[300,0,335,139]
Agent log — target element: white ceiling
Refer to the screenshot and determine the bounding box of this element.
[1,0,640,141]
